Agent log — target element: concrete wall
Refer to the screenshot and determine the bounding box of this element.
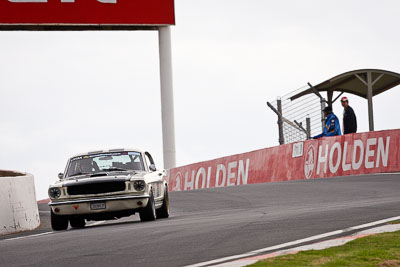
[0,171,40,235]
[168,129,400,191]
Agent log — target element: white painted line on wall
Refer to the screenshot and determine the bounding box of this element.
[186,215,400,267]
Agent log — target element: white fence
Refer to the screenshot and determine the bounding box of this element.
[268,85,323,144]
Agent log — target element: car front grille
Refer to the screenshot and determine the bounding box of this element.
[67,181,126,195]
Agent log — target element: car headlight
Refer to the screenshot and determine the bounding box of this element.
[133,180,146,191]
[49,187,61,199]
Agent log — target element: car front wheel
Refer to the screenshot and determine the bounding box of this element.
[139,191,156,222]
[156,187,169,219]
[51,209,69,231]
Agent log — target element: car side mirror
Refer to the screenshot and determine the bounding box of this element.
[149,164,156,172]
[58,173,64,180]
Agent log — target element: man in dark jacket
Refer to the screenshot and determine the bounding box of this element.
[341,96,357,134]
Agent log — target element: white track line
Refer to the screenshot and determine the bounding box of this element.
[215,224,400,267]
[186,215,400,267]
[87,221,106,227]
[3,232,53,242]
[3,220,106,242]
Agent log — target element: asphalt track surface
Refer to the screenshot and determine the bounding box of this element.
[1,174,400,267]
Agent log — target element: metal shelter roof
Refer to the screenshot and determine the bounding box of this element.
[289,69,400,131]
[290,69,400,101]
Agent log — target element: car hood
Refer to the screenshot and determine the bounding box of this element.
[57,171,146,187]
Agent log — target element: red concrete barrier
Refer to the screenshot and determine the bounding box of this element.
[167,129,399,191]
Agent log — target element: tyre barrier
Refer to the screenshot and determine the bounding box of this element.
[167,129,400,191]
[0,171,40,235]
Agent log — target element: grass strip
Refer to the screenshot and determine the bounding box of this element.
[249,231,400,267]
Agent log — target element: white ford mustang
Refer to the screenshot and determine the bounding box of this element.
[48,149,169,231]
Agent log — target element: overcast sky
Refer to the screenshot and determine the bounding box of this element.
[1,0,400,200]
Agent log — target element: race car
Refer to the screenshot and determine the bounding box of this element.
[48,148,169,231]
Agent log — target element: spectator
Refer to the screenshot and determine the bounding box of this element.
[341,96,357,134]
[313,106,341,139]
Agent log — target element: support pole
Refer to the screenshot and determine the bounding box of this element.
[267,101,284,145]
[308,82,326,132]
[277,99,284,145]
[367,71,374,131]
[158,26,176,169]
[327,90,333,108]
[320,99,326,132]
[306,117,311,140]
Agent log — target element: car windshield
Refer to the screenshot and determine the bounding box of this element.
[66,151,145,178]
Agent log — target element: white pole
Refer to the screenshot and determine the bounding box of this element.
[367,71,374,131]
[158,26,176,169]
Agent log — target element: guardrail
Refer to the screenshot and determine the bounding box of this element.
[167,129,399,191]
[0,171,40,235]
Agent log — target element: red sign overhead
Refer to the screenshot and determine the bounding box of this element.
[0,0,175,30]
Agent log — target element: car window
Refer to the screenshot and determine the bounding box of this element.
[66,151,145,177]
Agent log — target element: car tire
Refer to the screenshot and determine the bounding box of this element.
[156,186,169,219]
[51,209,69,231]
[139,191,156,222]
[70,217,86,229]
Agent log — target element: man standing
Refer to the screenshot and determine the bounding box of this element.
[341,96,357,134]
[313,106,341,139]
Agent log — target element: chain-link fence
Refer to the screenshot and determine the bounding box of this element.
[268,85,324,145]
